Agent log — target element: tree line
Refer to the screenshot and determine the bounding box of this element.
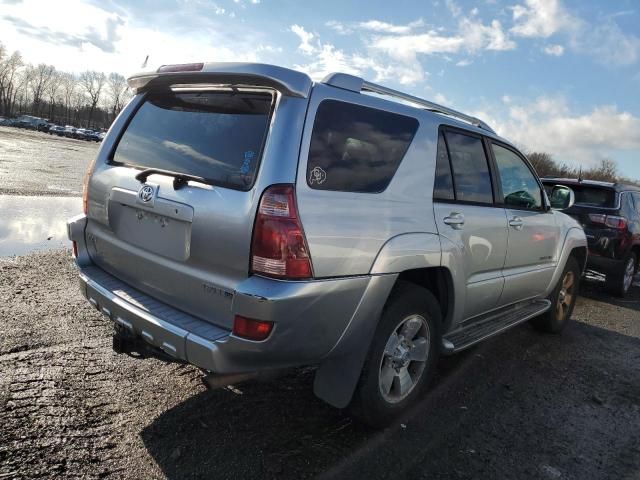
[0,42,131,129]
[526,153,629,184]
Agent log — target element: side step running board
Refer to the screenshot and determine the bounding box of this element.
[442,299,551,354]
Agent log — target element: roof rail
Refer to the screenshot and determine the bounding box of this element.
[322,73,495,134]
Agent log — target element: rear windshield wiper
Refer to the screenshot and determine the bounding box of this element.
[135,168,207,190]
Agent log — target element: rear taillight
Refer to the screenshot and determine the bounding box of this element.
[82,158,97,215]
[232,315,274,341]
[250,184,313,279]
[589,214,627,230]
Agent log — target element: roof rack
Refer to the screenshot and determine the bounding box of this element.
[321,73,495,134]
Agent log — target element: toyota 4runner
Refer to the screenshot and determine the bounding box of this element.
[67,63,587,426]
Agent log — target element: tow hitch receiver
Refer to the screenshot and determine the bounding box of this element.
[112,323,136,354]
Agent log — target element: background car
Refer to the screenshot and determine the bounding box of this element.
[49,125,65,136]
[543,178,640,296]
[63,125,76,138]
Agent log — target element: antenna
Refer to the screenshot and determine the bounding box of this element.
[141,55,149,68]
[578,167,583,183]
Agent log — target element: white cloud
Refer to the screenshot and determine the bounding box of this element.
[485,96,640,164]
[0,0,274,75]
[290,24,315,55]
[290,24,426,84]
[456,59,472,66]
[326,19,424,35]
[574,21,640,66]
[543,44,564,56]
[510,0,579,38]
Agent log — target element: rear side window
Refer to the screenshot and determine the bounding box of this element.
[445,131,493,204]
[112,91,273,190]
[307,100,418,193]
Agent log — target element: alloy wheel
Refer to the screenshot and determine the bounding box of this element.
[378,314,430,404]
[556,270,575,321]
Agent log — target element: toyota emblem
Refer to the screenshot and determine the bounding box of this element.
[138,185,154,203]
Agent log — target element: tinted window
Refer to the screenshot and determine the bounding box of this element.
[633,193,640,212]
[307,100,418,192]
[445,131,493,204]
[492,144,542,209]
[433,132,454,200]
[543,183,616,208]
[113,91,272,190]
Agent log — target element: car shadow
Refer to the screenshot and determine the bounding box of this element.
[140,321,640,480]
[139,350,475,479]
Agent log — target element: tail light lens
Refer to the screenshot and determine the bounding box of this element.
[232,315,273,341]
[250,184,313,279]
[157,63,204,73]
[589,214,627,230]
[82,158,97,215]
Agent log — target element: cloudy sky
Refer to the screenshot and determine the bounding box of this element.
[1,0,639,179]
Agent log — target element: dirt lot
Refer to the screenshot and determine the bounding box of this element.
[0,126,639,479]
[0,250,638,480]
[0,126,96,197]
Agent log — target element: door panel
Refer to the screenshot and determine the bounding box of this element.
[490,142,560,304]
[434,203,508,320]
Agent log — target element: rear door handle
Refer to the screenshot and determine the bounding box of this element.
[443,213,465,229]
[509,216,524,230]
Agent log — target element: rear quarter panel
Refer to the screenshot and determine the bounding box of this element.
[295,84,440,278]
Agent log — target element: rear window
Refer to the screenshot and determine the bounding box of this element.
[307,100,418,193]
[112,90,273,190]
[543,183,616,208]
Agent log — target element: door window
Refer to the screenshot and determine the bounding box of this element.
[444,131,494,204]
[492,144,543,210]
[433,131,455,201]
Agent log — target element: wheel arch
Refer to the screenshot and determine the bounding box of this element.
[314,233,454,409]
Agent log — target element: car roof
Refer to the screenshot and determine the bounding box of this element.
[541,177,640,193]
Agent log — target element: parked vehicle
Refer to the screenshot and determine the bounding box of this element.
[68,63,587,426]
[543,178,640,296]
[51,125,66,136]
[85,130,102,142]
[75,128,90,140]
[63,125,76,138]
[37,123,51,133]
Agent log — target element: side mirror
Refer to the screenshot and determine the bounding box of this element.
[549,185,575,210]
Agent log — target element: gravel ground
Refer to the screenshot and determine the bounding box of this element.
[0,127,96,197]
[0,250,638,479]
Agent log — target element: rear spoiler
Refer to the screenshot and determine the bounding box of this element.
[127,62,313,98]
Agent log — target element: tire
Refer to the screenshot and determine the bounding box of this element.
[530,256,580,333]
[606,252,637,298]
[350,282,441,428]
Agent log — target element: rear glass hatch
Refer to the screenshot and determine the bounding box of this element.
[544,182,617,226]
[113,89,274,190]
[86,88,276,328]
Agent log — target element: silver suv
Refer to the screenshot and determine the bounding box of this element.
[67,63,587,426]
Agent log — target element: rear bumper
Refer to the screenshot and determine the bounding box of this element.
[68,214,376,374]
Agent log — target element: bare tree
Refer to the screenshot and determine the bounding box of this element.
[527,152,557,177]
[27,63,55,116]
[45,70,62,121]
[59,72,76,125]
[79,70,106,128]
[106,72,129,121]
[0,49,24,117]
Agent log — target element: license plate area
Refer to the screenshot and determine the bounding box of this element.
[108,193,193,261]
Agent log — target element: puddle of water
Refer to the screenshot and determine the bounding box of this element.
[0,195,81,256]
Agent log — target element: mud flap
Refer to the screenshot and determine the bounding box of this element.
[313,274,398,409]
